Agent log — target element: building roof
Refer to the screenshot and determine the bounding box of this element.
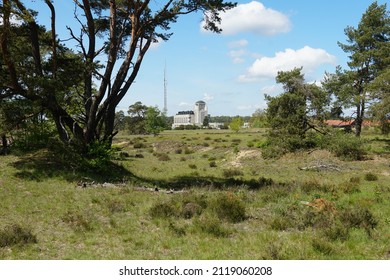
[325,120,383,127]
[325,120,354,127]
[176,110,194,115]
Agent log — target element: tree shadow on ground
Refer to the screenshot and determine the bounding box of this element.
[142,175,275,191]
[11,149,276,190]
[11,153,276,191]
[11,149,139,183]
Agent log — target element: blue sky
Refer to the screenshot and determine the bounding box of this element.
[27,0,388,116]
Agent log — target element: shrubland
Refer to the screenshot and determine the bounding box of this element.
[0,128,389,259]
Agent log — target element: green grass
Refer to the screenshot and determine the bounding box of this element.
[0,128,389,259]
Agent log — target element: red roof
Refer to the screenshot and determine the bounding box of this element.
[325,120,354,127]
[325,120,383,127]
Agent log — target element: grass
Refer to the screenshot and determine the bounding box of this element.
[0,128,390,259]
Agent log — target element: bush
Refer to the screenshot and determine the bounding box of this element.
[364,172,378,181]
[149,201,177,219]
[210,192,246,223]
[261,144,286,159]
[0,224,37,247]
[222,168,244,178]
[193,214,231,237]
[133,142,146,149]
[188,164,197,169]
[209,161,217,168]
[322,221,350,241]
[340,206,378,237]
[311,237,335,255]
[340,181,361,194]
[83,141,113,172]
[328,133,366,160]
[181,203,203,219]
[155,153,171,161]
[62,210,95,232]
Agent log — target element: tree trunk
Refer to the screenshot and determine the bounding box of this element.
[1,134,9,155]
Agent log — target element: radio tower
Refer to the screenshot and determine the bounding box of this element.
[163,63,168,115]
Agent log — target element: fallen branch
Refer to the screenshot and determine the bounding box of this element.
[298,164,341,172]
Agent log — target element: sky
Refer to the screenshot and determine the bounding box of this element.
[24,0,389,117]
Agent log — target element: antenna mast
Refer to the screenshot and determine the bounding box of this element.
[163,63,168,115]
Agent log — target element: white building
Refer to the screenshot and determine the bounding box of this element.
[172,100,208,129]
[172,110,195,129]
[194,100,208,125]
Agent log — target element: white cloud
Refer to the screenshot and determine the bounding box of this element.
[179,102,191,107]
[202,1,291,36]
[260,84,282,95]
[203,93,215,101]
[228,39,249,49]
[228,49,246,64]
[237,104,261,111]
[239,46,336,82]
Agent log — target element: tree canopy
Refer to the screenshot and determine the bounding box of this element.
[0,0,236,152]
[324,1,390,136]
[264,68,329,157]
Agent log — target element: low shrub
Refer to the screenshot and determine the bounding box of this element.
[62,210,95,232]
[311,237,335,255]
[83,140,113,172]
[188,164,197,169]
[247,141,254,148]
[349,176,361,184]
[193,214,231,237]
[168,221,187,237]
[364,172,378,181]
[133,142,146,149]
[322,221,350,241]
[340,206,378,237]
[181,203,203,219]
[0,224,37,247]
[149,201,177,219]
[328,133,366,160]
[300,180,335,194]
[340,181,361,194]
[210,192,246,223]
[209,161,217,168]
[107,199,128,213]
[155,153,171,161]
[222,168,244,178]
[261,144,286,159]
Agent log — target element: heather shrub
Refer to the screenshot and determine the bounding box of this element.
[222,168,244,178]
[149,201,178,219]
[364,172,378,181]
[0,224,37,247]
[209,192,246,223]
[328,132,367,160]
[193,214,231,237]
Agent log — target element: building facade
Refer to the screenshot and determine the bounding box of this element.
[172,111,195,129]
[194,100,208,125]
[172,101,208,129]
